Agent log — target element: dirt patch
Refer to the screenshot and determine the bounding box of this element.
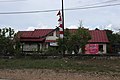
[0,69,120,80]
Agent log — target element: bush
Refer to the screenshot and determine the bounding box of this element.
[44,47,60,56]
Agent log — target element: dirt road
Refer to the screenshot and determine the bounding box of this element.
[0,69,120,80]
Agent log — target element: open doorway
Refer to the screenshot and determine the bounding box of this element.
[99,45,103,52]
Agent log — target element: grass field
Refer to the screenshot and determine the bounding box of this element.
[0,58,120,73]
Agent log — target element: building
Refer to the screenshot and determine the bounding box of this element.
[15,28,109,54]
[86,30,109,54]
[14,28,59,53]
[66,29,109,54]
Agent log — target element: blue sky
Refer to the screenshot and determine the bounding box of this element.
[0,0,120,32]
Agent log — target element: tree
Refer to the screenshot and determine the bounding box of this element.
[57,27,91,54]
[69,27,91,54]
[0,27,15,56]
[105,29,120,53]
[57,28,71,53]
[0,27,14,38]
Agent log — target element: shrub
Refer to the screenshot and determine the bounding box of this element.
[44,47,60,56]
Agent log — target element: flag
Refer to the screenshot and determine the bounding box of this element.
[57,10,61,16]
[58,16,62,22]
[59,24,63,28]
[57,10,64,39]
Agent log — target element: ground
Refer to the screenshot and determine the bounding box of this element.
[0,58,120,80]
[0,69,120,80]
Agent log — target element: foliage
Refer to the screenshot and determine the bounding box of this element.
[14,41,23,58]
[70,27,91,53]
[106,30,120,44]
[0,27,14,38]
[44,47,60,55]
[57,27,91,54]
[0,58,120,73]
[106,30,120,53]
[0,27,15,56]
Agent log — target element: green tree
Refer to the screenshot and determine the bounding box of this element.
[8,27,14,38]
[70,27,91,54]
[57,27,91,54]
[57,28,71,53]
[0,27,15,56]
[106,30,120,53]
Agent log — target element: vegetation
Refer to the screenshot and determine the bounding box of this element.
[0,27,15,56]
[106,30,120,53]
[57,27,91,54]
[0,58,119,73]
[44,47,60,55]
[0,27,14,38]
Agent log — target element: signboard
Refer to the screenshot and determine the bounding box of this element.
[85,44,99,54]
[50,42,58,46]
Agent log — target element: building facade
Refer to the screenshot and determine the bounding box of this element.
[15,28,109,54]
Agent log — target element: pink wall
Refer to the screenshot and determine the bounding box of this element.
[85,44,99,54]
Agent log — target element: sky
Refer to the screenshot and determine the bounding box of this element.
[0,0,120,32]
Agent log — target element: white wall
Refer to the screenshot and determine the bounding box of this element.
[98,44,107,54]
[23,44,38,51]
[103,44,107,54]
[46,31,58,40]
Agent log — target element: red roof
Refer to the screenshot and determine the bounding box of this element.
[88,30,109,43]
[19,31,35,38]
[70,29,109,43]
[16,29,109,43]
[32,29,54,37]
[16,29,54,42]
[68,29,109,43]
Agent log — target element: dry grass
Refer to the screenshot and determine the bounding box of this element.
[0,69,120,80]
[0,58,120,80]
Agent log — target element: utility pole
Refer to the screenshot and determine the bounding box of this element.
[61,0,65,56]
[61,0,64,35]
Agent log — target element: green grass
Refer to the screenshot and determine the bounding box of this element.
[0,58,120,73]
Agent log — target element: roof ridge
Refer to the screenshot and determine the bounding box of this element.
[18,31,34,32]
[35,29,54,30]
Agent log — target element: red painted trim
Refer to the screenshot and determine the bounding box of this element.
[59,24,63,28]
[59,31,64,34]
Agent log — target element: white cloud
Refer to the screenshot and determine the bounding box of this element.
[66,25,78,29]
[37,23,51,29]
[105,24,112,30]
[66,25,96,30]
[111,24,120,32]
[26,23,53,31]
[26,26,50,31]
[26,27,36,31]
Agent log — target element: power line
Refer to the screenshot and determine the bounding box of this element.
[0,0,27,2]
[0,3,120,15]
[66,3,120,11]
[78,0,119,7]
